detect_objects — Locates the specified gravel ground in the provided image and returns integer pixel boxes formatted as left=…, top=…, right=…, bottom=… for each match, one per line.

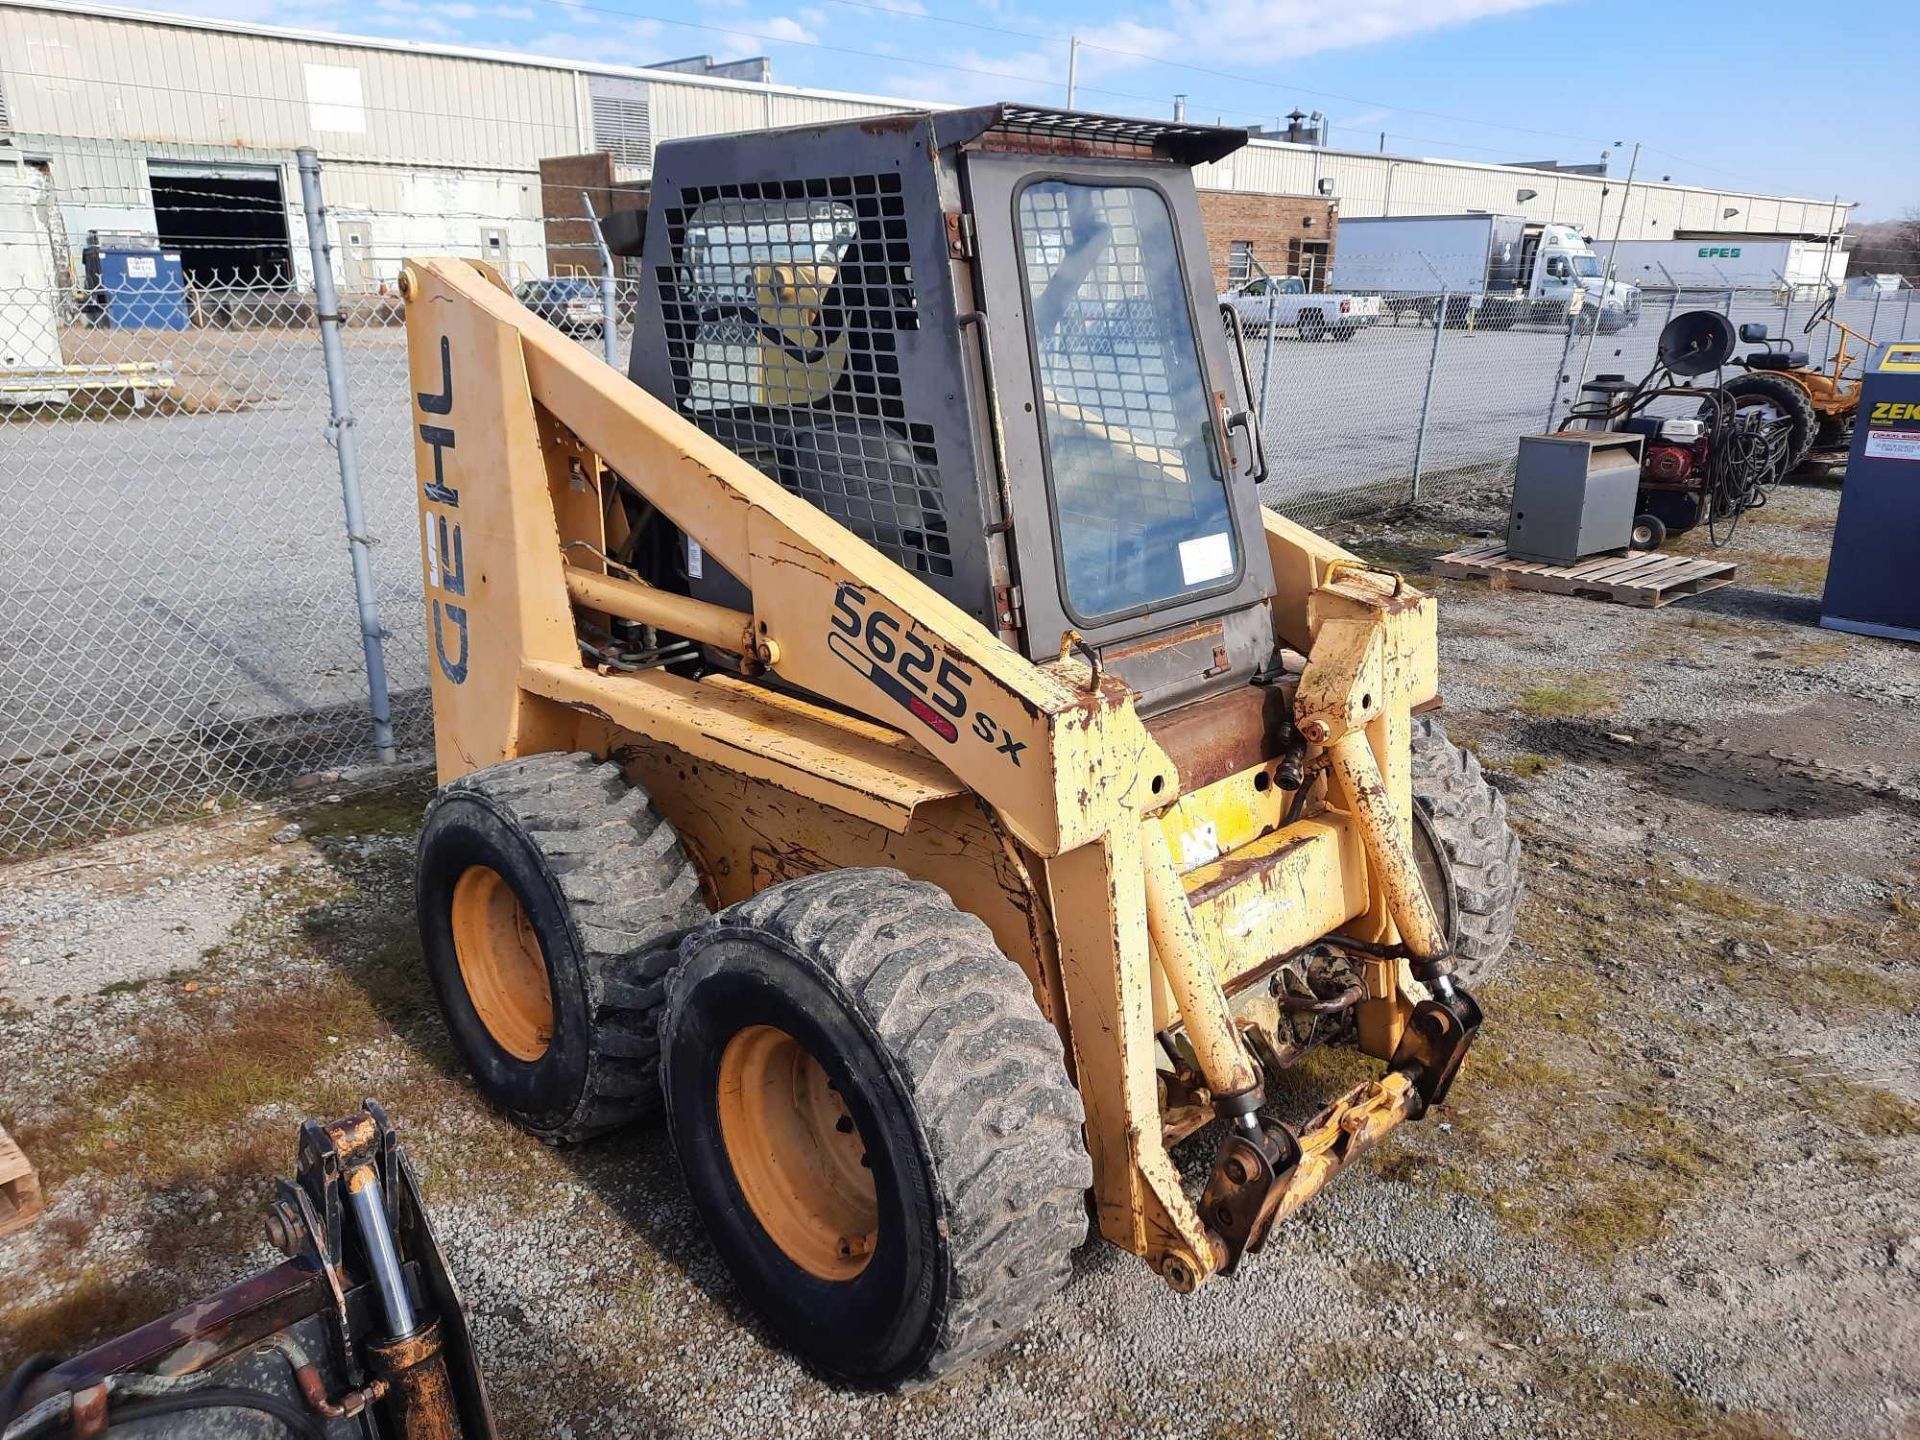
left=3, top=482, right=1916, bottom=1440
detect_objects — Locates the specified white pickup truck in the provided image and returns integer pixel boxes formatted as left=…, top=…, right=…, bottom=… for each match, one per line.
left=1220, top=275, right=1383, bottom=342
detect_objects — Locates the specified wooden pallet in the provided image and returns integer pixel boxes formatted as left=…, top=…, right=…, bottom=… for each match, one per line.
left=1430, top=543, right=1737, bottom=608
left=1, top=1123, right=43, bottom=1236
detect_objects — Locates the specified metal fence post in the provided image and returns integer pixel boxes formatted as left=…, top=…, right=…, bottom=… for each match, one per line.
left=1542, top=317, right=1578, bottom=433
left=1905, top=287, right=1915, bottom=339
left=1257, top=281, right=1277, bottom=421
left=1869, top=289, right=1882, bottom=343
left=1410, top=288, right=1447, bottom=502
left=296, top=148, right=398, bottom=765
left=583, top=192, right=619, bottom=369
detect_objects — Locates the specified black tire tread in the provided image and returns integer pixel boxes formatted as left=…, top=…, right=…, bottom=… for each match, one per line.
left=671, top=868, right=1090, bottom=1385
left=433, top=751, right=705, bottom=1141
left=1410, top=717, right=1522, bottom=985
left=1725, top=371, right=1818, bottom=470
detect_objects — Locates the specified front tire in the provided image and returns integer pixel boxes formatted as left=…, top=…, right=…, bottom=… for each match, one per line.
left=660, top=869, right=1090, bottom=1388
left=1409, top=718, right=1522, bottom=985
left=416, top=752, right=707, bottom=1143
left=1631, top=514, right=1667, bottom=550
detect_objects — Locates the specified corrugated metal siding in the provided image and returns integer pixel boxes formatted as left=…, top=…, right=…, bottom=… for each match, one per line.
left=647, top=81, right=767, bottom=145
left=0, top=8, right=576, bottom=169
left=1198, top=139, right=1846, bottom=241
left=0, top=3, right=1848, bottom=241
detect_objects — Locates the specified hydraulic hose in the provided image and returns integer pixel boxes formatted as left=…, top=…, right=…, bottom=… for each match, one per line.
left=101, top=1389, right=327, bottom=1439
left=0, top=1356, right=57, bottom=1430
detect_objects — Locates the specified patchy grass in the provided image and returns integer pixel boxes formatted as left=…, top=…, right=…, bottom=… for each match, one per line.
left=1786, top=1067, right=1920, bottom=1141
left=1675, top=612, right=1753, bottom=637
left=1739, top=553, right=1830, bottom=595
left=1772, top=635, right=1852, bottom=667
left=1532, top=1357, right=1797, bottom=1440
left=1503, top=752, right=1563, bottom=780
left=287, top=768, right=435, bottom=842
left=1662, top=870, right=1768, bottom=923
left=1350, top=529, right=1464, bottom=571
left=12, top=958, right=442, bottom=1192
left=1513, top=674, right=1618, bottom=718
left=1, top=1269, right=185, bottom=1361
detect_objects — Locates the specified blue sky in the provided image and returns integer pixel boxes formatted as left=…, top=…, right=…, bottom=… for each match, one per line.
left=152, top=0, right=1917, bottom=219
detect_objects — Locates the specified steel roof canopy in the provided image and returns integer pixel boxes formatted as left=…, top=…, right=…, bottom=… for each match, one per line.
left=932, top=103, right=1251, bottom=166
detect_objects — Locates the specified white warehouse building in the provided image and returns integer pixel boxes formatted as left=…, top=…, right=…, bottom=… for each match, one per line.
left=0, top=0, right=1853, bottom=292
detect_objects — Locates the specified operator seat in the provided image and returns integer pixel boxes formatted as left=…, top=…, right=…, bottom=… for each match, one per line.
left=1736, top=320, right=1809, bottom=370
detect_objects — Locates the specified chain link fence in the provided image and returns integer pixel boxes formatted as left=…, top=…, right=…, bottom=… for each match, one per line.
left=1248, top=277, right=1920, bottom=526
left=0, top=162, right=637, bottom=855
left=4, top=165, right=1918, bottom=853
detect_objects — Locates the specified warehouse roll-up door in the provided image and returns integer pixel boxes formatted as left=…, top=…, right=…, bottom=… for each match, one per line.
left=147, top=160, right=293, bottom=289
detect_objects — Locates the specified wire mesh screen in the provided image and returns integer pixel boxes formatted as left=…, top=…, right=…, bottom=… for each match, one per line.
left=653, top=174, right=953, bottom=579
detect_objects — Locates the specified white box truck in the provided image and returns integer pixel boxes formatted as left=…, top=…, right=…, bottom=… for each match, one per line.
left=1332, top=214, right=1641, bottom=332
left=1603, top=237, right=1846, bottom=293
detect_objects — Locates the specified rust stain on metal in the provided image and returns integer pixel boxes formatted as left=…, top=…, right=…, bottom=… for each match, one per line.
left=1100, top=619, right=1224, bottom=665
left=71, top=1383, right=108, bottom=1438
left=369, top=1316, right=462, bottom=1440
left=1188, top=834, right=1312, bottom=909
left=976, top=132, right=1158, bottom=161
left=1146, top=684, right=1287, bottom=793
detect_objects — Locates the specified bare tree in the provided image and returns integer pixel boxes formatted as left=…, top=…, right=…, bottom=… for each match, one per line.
left=1849, top=207, right=1920, bottom=276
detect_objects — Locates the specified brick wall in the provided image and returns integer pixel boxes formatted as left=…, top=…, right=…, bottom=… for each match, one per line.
left=1196, top=190, right=1340, bottom=293
left=539, top=154, right=649, bottom=277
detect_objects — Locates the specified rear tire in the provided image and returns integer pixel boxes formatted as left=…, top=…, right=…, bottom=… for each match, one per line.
left=1813, top=416, right=1850, bottom=451
left=416, top=752, right=707, bottom=1143
left=660, top=868, right=1090, bottom=1388
left=1724, top=372, right=1817, bottom=471
left=1409, top=718, right=1522, bottom=985
left=1298, top=309, right=1326, bottom=342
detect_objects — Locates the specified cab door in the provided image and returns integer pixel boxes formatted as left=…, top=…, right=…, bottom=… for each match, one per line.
left=960, top=152, right=1275, bottom=702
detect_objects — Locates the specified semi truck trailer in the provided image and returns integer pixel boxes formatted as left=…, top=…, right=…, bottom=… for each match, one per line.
left=1332, top=214, right=1640, bottom=332
left=1603, top=237, right=1846, bottom=293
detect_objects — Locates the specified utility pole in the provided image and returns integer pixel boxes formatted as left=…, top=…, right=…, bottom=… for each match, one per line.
left=1066, top=36, right=1079, bottom=109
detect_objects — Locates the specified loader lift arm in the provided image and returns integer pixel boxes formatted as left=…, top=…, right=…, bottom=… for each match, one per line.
left=401, top=256, right=1477, bottom=1290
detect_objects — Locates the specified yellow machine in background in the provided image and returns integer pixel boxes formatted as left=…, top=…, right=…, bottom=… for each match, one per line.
left=402, top=105, right=1521, bottom=1388
left=1731, top=293, right=1879, bottom=467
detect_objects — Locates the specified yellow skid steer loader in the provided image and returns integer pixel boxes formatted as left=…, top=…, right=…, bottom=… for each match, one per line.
left=401, top=104, right=1521, bottom=1387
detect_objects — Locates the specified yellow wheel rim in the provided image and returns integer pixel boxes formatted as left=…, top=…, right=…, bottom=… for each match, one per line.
left=717, top=1025, right=878, bottom=1281
left=449, top=865, right=553, bottom=1062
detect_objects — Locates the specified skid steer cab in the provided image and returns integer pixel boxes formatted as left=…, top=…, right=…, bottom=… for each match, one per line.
left=399, top=103, right=1521, bottom=1388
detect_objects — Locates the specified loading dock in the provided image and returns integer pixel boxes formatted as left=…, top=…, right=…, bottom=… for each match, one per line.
left=147, top=161, right=294, bottom=288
